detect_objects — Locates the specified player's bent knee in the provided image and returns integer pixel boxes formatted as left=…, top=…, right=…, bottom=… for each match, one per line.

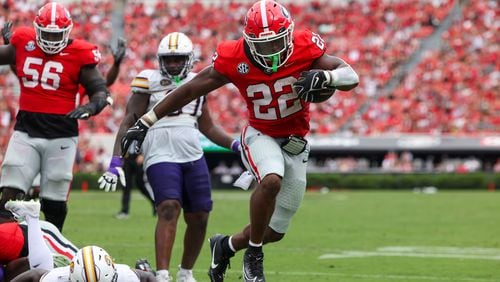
left=157, top=200, right=181, bottom=221
left=260, top=174, right=282, bottom=195
left=46, top=169, right=72, bottom=183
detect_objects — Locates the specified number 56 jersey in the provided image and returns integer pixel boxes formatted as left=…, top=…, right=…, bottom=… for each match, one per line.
left=11, top=26, right=101, bottom=115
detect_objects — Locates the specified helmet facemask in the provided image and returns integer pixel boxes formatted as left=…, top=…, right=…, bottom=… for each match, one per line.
left=34, top=23, right=73, bottom=54
left=158, top=54, right=193, bottom=83
left=33, top=2, right=73, bottom=55
left=157, top=32, right=194, bottom=83
left=244, top=23, right=294, bottom=72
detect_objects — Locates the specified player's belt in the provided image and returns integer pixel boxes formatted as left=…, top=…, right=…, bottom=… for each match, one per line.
left=280, top=135, right=307, bottom=155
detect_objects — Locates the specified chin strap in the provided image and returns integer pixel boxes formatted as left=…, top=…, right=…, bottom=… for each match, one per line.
left=271, top=55, right=279, bottom=72
left=174, top=75, right=181, bottom=84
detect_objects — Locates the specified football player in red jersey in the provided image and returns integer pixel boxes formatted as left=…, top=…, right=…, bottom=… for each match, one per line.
left=0, top=2, right=112, bottom=231
left=121, top=1, right=359, bottom=281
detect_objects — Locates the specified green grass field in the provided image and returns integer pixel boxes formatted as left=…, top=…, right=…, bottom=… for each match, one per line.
left=62, top=190, right=500, bottom=282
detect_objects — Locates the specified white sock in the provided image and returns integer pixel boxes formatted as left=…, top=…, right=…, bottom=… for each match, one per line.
left=178, top=267, right=192, bottom=275
left=249, top=240, right=263, bottom=247
left=228, top=236, right=236, bottom=252
left=26, top=216, right=54, bottom=270
left=156, top=269, right=170, bottom=277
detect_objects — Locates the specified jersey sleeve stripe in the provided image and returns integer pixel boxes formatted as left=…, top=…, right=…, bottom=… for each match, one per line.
left=131, top=77, right=149, bottom=89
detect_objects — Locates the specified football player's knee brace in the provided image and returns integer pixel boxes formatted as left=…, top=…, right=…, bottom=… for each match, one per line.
left=40, top=199, right=67, bottom=231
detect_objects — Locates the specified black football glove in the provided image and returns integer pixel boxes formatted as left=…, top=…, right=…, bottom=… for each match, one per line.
left=292, top=70, right=334, bottom=103
left=120, top=119, right=150, bottom=157
left=2, top=21, right=12, bottom=44
left=66, top=103, right=98, bottom=119
left=110, top=37, right=126, bottom=64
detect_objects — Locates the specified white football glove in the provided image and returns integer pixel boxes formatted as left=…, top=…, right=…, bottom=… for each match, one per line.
left=98, top=156, right=126, bottom=192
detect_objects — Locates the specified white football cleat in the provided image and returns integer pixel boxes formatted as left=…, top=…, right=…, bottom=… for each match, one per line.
left=155, top=270, right=172, bottom=282
left=176, top=266, right=197, bottom=282
left=5, top=200, right=41, bottom=220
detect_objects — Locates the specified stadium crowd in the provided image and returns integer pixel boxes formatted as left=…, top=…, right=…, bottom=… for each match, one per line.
left=0, top=0, right=497, bottom=173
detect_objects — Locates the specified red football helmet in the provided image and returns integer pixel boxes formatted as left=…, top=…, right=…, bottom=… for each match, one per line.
left=33, top=2, right=73, bottom=54
left=243, top=0, right=294, bottom=71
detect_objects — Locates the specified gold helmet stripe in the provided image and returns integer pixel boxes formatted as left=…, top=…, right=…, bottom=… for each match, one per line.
left=82, top=246, right=98, bottom=282
left=168, top=32, right=179, bottom=51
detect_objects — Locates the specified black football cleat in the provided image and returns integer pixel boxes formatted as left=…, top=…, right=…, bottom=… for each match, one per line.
left=208, top=234, right=233, bottom=282
left=243, top=248, right=265, bottom=282
left=135, top=258, right=154, bottom=275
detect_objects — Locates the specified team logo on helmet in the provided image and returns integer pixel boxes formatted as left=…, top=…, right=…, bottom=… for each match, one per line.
left=25, top=41, right=36, bottom=52
left=237, top=62, right=249, bottom=75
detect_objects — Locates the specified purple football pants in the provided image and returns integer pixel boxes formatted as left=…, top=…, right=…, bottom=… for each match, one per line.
left=146, top=157, right=212, bottom=213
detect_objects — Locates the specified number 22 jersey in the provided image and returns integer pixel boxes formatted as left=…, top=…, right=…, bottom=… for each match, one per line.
left=212, top=29, right=326, bottom=138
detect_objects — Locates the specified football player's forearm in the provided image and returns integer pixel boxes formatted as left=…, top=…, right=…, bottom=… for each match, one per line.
left=88, top=91, right=112, bottom=115
left=105, top=63, right=120, bottom=86
left=113, top=113, right=137, bottom=155
left=203, top=125, right=235, bottom=150
left=326, top=65, right=359, bottom=90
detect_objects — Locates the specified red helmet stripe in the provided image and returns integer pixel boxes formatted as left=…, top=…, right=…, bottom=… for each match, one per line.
left=260, top=0, right=269, bottom=32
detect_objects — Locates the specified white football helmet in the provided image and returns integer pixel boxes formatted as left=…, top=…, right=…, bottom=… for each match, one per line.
left=70, top=246, right=117, bottom=282
left=157, top=32, right=194, bottom=81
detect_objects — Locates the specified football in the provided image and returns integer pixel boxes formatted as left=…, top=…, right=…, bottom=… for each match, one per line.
left=307, top=87, right=336, bottom=103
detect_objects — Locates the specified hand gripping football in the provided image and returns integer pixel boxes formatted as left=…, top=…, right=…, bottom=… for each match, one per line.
left=293, top=70, right=336, bottom=103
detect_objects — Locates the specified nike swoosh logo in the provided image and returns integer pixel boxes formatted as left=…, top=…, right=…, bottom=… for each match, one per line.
left=302, top=159, right=308, bottom=163
left=60, top=146, right=70, bottom=150
left=59, top=52, right=69, bottom=56
left=211, top=242, right=219, bottom=269
left=313, top=76, right=320, bottom=87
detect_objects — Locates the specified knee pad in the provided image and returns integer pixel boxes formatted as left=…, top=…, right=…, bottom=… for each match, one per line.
left=40, top=199, right=67, bottom=231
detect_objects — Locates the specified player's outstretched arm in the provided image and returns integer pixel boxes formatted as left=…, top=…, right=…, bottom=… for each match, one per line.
left=310, top=54, right=359, bottom=91
left=198, top=102, right=240, bottom=153
left=98, top=92, right=149, bottom=192
left=106, top=37, right=127, bottom=87
left=121, top=65, right=230, bottom=154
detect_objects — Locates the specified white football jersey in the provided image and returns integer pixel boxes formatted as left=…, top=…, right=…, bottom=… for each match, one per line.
left=39, top=264, right=139, bottom=282
left=131, top=70, right=206, bottom=166
left=130, top=70, right=204, bottom=129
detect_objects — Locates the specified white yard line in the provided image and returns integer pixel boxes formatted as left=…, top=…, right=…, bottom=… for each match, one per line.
left=320, top=246, right=500, bottom=260
left=205, top=270, right=498, bottom=281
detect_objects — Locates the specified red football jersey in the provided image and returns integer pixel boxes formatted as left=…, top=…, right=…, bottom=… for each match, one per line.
left=11, top=26, right=101, bottom=115
left=213, top=29, right=326, bottom=138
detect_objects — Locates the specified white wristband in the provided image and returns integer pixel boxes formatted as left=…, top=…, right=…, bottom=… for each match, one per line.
left=142, top=110, right=158, bottom=126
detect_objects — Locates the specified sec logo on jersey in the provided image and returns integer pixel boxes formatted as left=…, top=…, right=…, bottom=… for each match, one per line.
left=237, top=62, right=249, bottom=75
left=25, top=41, right=36, bottom=51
